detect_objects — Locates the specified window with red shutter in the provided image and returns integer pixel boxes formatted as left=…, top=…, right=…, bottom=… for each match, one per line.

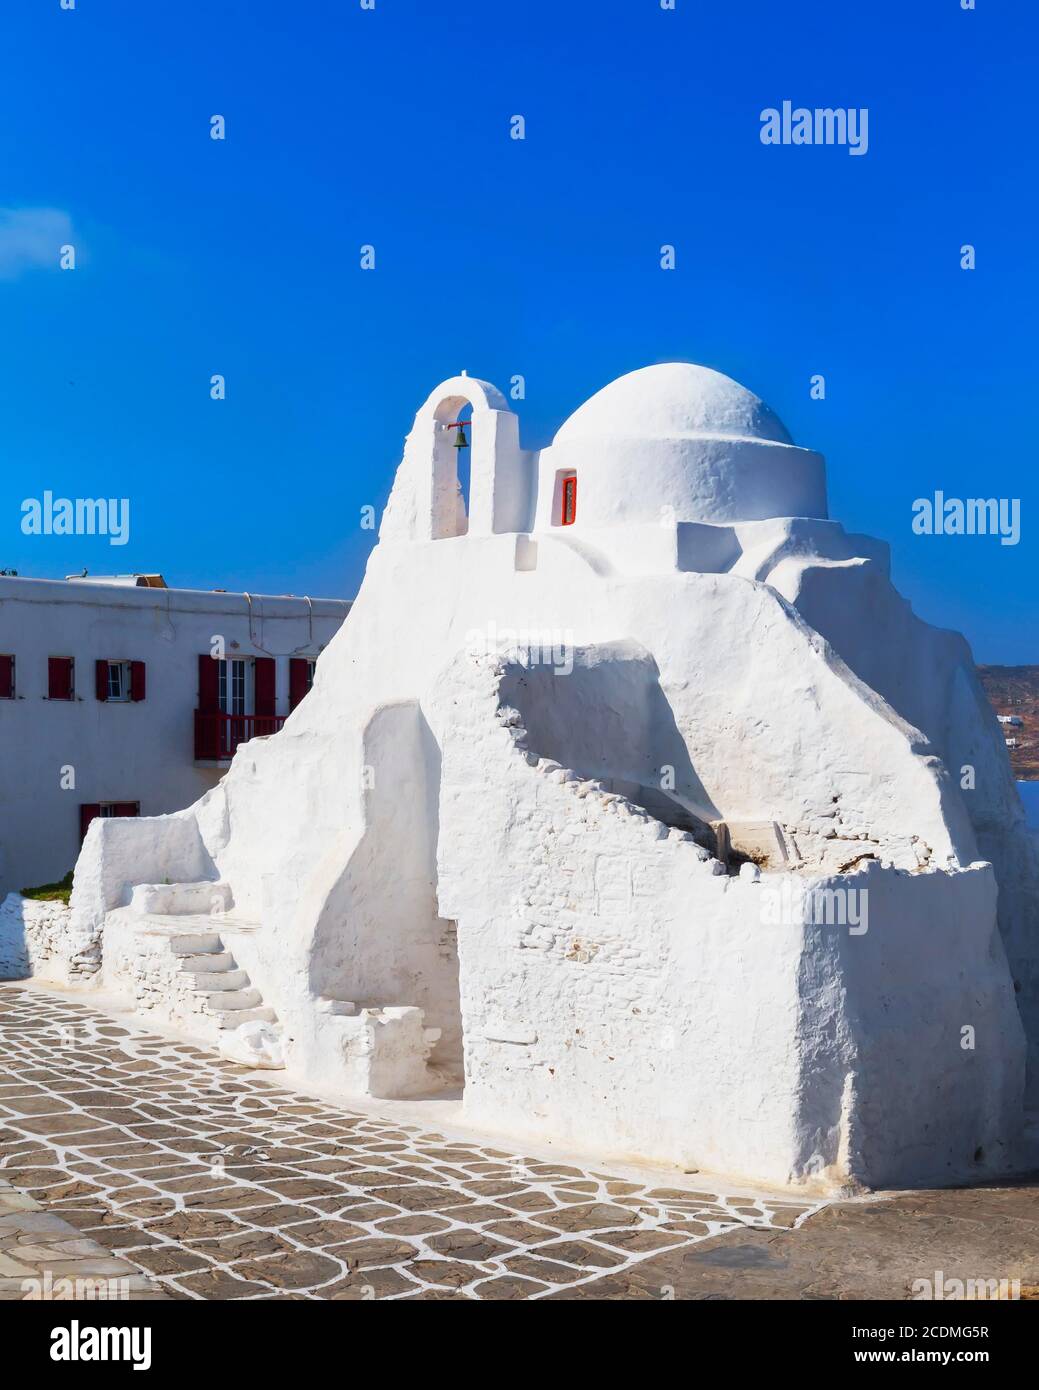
left=289, top=657, right=310, bottom=711
left=561, top=475, right=577, bottom=526
left=79, top=803, right=101, bottom=841
left=48, top=657, right=74, bottom=700
left=0, top=655, right=13, bottom=699
left=95, top=659, right=109, bottom=701
left=254, top=657, right=276, bottom=719
left=196, top=654, right=221, bottom=760
left=198, top=654, right=220, bottom=711
left=114, top=802, right=140, bottom=817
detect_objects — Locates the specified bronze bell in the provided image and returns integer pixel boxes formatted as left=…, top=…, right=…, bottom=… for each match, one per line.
left=453, top=424, right=468, bottom=449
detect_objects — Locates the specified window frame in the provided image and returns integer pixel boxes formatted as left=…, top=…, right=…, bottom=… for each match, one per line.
left=218, top=656, right=254, bottom=717
left=561, top=474, right=577, bottom=526
left=106, top=660, right=131, bottom=703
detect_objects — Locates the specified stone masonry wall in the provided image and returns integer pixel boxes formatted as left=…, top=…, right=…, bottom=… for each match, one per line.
left=0, top=893, right=99, bottom=985
left=430, top=647, right=1026, bottom=1190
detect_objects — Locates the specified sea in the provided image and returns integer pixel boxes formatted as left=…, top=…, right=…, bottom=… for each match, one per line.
left=1017, top=781, right=1039, bottom=830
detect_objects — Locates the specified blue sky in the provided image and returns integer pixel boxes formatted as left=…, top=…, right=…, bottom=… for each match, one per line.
left=1, top=0, right=1034, bottom=662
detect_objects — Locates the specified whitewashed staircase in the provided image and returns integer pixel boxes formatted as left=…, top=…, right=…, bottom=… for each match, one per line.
left=171, top=931, right=277, bottom=1031
left=119, top=881, right=278, bottom=1044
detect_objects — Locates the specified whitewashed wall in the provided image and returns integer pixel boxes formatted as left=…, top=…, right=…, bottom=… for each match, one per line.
left=0, top=577, right=349, bottom=897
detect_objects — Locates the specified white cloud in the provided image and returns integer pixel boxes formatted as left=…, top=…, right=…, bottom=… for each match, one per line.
left=0, top=207, right=74, bottom=280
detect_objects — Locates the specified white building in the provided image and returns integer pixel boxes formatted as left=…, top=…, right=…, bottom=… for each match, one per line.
left=0, top=575, right=350, bottom=897
left=18, top=362, right=1039, bottom=1192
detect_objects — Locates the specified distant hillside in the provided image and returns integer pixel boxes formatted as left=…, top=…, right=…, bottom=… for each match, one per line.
left=978, top=665, right=1039, bottom=780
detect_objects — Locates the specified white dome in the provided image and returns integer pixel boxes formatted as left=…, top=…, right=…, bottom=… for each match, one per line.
left=537, top=362, right=827, bottom=530
left=555, top=363, right=793, bottom=447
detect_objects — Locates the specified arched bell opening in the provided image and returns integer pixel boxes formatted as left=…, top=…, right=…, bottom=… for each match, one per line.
left=431, top=396, right=474, bottom=539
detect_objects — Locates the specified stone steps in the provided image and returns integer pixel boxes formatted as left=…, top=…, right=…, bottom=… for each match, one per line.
left=184, top=969, right=250, bottom=992
left=207, top=987, right=264, bottom=1013
left=132, top=915, right=280, bottom=1047
left=130, top=880, right=234, bottom=917
left=169, top=933, right=224, bottom=957
left=177, top=951, right=237, bottom=973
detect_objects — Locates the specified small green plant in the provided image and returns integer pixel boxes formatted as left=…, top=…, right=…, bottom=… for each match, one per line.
left=20, top=871, right=74, bottom=905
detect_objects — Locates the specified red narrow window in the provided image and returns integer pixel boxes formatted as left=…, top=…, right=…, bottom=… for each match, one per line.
left=196, top=655, right=220, bottom=760
left=561, top=475, right=577, bottom=526
left=95, top=659, right=109, bottom=701
left=48, top=657, right=74, bottom=700
left=289, top=657, right=310, bottom=711
left=254, top=657, right=276, bottom=718
left=79, top=803, right=101, bottom=841
left=198, top=654, right=219, bottom=712
left=130, top=660, right=146, bottom=702
left=0, top=655, right=13, bottom=699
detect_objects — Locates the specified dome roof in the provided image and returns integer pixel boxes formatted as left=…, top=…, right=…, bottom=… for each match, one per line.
left=555, top=363, right=793, bottom=447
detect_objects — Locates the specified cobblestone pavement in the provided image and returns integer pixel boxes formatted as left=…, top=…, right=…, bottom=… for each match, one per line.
left=0, top=982, right=827, bottom=1300
left=0, top=1176, right=164, bottom=1300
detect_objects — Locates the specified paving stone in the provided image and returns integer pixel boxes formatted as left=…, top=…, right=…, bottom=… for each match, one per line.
left=150, top=1211, right=246, bottom=1242
left=128, top=1246, right=212, bottom=1276
left=175, top=1269, right=275, bottom=1298
left=538, top=1203, right=642, bottom=1232
left=501, top=1254, right=588, bottom=1285
left=536, top=1240, right=627, bottom=1268
left=483, top=1218, right=556, bottom=1243
left=192, top=1229, right=296, bottom=1260
left=407, top=1259, right=484, bottom=1289
left=286, top=1219, right=367, bottom=1247
left=596, top=1228, right=687, bottom=1253
left=1, top=1097, right=74, bottom=1116
left=438, top=1202, right=512, bottom=1224
left=263, top=1177, right=347, bottom=1200
left=323, top=1266, right=419, bottom=1299
left=331, top=1236, right=419, bottom=1267
left=396, top=1287, right=475, bottom=1300
left=473, top=1274, right=549, bottom=1299
left=424, top=1229, right=514, bottom=1261
left=366, top=1185, right=472, bottom=1213
left=497, top=1192, right=562, bottom=1213
left=230, top=1249, right=343, bottom=1289
left=375, top=1214, right=452, bottom=1237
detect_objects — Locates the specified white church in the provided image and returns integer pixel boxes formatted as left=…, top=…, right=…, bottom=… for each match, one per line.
left=16, top=362, right=1039, bottom=1193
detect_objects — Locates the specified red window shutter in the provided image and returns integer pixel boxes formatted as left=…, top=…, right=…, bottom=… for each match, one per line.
left=0, top=655, right=12, bottom=699
left=254, top=657, right=276, bottom=717
left=198, top=654, right=220, bottom=712
left=79, top=804, right=101, bottom=841
left=130, top=660, right=146, bottom=702
left=289, top=658, right=309, bottom=711
left=95, top=659, right=109, bottom=701
left=562, top=475, right=577, bottom=526
left=49, top=657, right=73, bottom=700
left=114, top=802, right=139, bottom=817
